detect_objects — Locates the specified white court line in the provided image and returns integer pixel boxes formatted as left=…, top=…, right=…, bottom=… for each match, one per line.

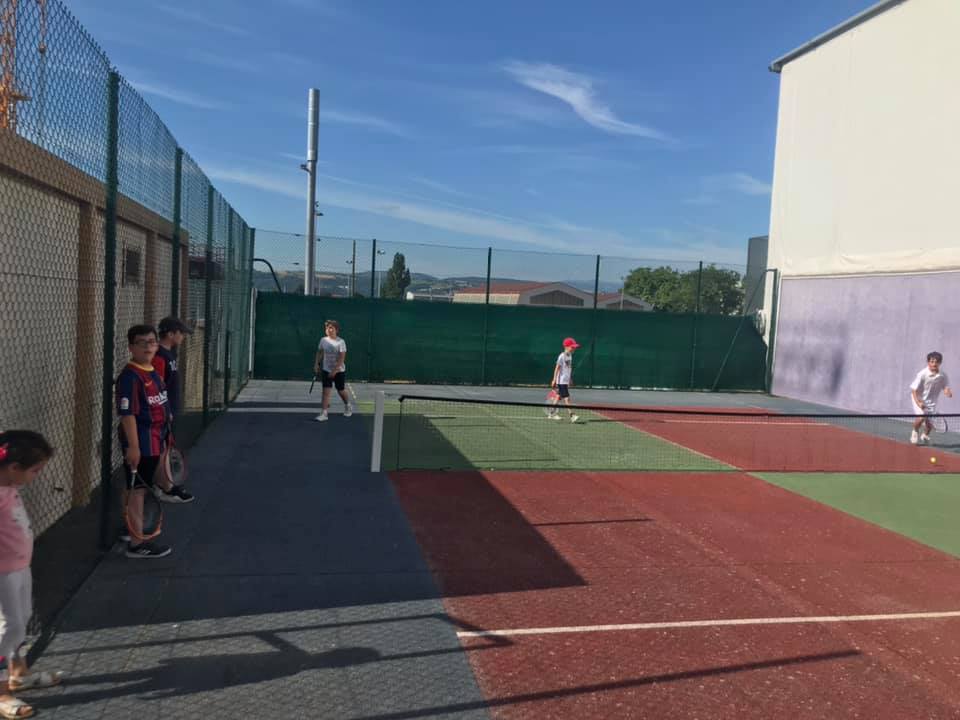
left=457, top=610, right=960, bottom=639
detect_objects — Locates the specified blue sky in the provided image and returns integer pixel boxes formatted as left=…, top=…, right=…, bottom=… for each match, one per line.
left=71, top=0, right=873, bottom=271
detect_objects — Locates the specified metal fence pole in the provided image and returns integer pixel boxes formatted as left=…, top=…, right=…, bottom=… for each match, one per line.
left=98, top=70, right=120, bottom=550
left=689, top=260, right=703, bottom=388
left=590, top=254, right=600, bottom=388
left=171, top=148, right=183, bottom=316
left=202, top=186, right=214, bottom=426
left=247, top=228, right=256, bottom=379
left=480, top=248, right=492, bottom=384
left=765, top=268, right=780, bottom=393
left=370, top=238, right=377, bottom=298
left=224, top=208, right=234, bottom=404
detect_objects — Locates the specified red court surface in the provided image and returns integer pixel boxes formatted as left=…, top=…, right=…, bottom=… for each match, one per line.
left=601, top=407, right=960, bottom=473
left=392, top=470, right=960, bottom=719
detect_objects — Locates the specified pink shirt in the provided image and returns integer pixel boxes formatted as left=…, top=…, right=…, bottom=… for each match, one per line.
left=0, top=486, right=33, bottom=573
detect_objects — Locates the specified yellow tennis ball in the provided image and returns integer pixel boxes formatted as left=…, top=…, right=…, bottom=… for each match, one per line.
left=930, top=456, right=938, bottom=464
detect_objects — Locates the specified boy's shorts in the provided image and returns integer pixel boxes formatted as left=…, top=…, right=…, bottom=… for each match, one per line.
left=913, top=400, right=936, bottom=416
left=322, top=370, right=346, bottom=391
left=124, top=456, right=161, bottom=489
left=556, top=384, right=570, bottom=399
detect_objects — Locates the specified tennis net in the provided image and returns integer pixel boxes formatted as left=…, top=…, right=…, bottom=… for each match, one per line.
left=372, top=395, right=960, bottom=474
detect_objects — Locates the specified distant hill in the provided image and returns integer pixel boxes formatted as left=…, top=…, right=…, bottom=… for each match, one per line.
left=251, top=269, right=623, bottom=296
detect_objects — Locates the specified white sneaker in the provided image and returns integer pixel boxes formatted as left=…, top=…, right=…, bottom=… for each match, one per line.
left=910, top=430, right=919, bottom=444
left=920, top=433, right=930, bottom=444
left=548, top=414, right=561, bottom=421
left=343, top=405, right=353, bottom=418
left=570, top=415, right=579, bottom=423
left=315, top=411, right=329, bottom=422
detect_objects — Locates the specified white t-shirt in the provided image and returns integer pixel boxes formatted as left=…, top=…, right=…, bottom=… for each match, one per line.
left=555, top=352, right=573, bottom=385
left=910, top=368, right=950, bottom=406
left=319, top=337, right=347, bottom=373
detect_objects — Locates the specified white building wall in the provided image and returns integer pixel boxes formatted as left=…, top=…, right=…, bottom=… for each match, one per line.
left=767, top=0, right=960, bottom=283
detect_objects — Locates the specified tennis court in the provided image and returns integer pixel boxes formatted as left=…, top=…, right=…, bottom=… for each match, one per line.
left=369, top=389, right=960, bottom=718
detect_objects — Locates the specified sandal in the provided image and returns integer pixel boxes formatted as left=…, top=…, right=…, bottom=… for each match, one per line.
left=8, top=671, right=62, bottom=691
left=0, top=697, right=34, bottom=719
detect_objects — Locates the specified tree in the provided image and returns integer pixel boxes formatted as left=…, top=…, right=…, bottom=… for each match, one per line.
left=380, top=252, right=411, bottom=300
left=623, top=265, right=743, bottom=314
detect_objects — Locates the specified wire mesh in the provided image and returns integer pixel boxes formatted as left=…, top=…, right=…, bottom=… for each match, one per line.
left=0, top=0, right=253, bottom=647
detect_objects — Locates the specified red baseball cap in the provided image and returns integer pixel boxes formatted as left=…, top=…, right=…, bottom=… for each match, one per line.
left=563, top=337, right=580, bottom=348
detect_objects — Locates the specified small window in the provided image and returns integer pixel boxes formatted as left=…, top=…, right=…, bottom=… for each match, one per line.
left=123, top=247, right=141, bottom=287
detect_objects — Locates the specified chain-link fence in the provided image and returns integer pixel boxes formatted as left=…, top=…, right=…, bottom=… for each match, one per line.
left=254, top=231, right=764, bottom=311
left=0, top=0, right=253, bottom=647
left=252, top=232, right=769, bottom=391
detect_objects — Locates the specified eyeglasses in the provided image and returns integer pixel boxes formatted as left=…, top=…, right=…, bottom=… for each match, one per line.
left=133, top=339, right=158, bottom=348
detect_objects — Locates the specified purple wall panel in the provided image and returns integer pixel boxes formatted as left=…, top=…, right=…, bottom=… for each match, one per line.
left=772, top=273, right=960, bottom=414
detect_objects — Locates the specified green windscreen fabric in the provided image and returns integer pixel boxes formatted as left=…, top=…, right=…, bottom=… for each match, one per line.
left=254, top=293, right=767, bottom=390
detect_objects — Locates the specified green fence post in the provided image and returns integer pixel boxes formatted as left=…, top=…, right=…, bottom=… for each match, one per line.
left=590, top=254, right=600, bottom=388
left=367, top=238, right=377, bottom=381
left=98, top=70, right=120, bottom=550
left=765, top=268, right=780, bottom=393
left=202, top=186, right=214, bottom=426
left=248, top=228, right=256, bottom=381
left=481, top=247, right=492, bottom=384
left=370, top=238, right=377, bottom=298
left=171, top=148, right=183, bottom=316
left=223, top=331, right=231, bottom=407
left=689, top=260, right=703, bottom=388
left=224, top=208, right=234, bottom=404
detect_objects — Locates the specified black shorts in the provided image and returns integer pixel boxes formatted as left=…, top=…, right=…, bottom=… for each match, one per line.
left=556, top=384, right=570, bottom=398
left=124, top=455, right=160, bottom=490
left=322, top=370, right=346, bottom=390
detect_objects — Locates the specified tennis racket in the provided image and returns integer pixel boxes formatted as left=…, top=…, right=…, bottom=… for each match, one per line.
left=543, top=389, right=560, bottom=417
left=155, top=437, right=187, bottom=490
left=309, top=373, right=318, bottom=394
left=930, top=414, right=949, bottom=433
left=124, top=468, right=163, bottom=543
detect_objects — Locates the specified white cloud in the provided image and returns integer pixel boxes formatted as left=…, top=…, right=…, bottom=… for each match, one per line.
left=705, top=173, right=772, bottom=196
left=461, top=89, right=569, bottom=129
left=207, top=166, right=745, bottom=262
left=187, top=50, right=260, bottom=74
left=129, top=81, right=224, bottom=110
left=321, top=109, right=410, bottom=137
left=154, top=4, right=250, bottom=36
left=409, top=176, right=475, bottom=200
left=502, top=61, right=667, bottom=141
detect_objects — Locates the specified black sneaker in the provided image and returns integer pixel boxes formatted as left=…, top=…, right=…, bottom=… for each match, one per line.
left=154, top=485, right=195, bottom=504
left=125, top=542, right=172, bottom=559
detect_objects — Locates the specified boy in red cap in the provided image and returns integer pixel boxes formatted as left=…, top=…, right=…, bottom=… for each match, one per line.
left=548, top=337, right=580, bottom=423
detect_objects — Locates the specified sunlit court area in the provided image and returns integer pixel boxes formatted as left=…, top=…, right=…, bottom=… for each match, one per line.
left=2, top=0, right=960, bottom=718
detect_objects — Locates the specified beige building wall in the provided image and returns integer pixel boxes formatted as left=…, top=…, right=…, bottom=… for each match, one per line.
left=1, top=132, right=187, bottom=533
left=768, top=0, right=960, bottom=285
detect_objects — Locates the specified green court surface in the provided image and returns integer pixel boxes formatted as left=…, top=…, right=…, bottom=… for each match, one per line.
left=371, top=402, right=729, bottom=472
left=757, top=473, right=960, bottom=558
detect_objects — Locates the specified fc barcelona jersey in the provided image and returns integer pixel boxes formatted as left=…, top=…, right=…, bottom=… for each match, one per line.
left=116, top=362, right=171, bottom=455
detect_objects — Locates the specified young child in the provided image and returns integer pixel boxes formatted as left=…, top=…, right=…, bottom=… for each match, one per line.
left=314, top=320, right=352, bottom=423
left=150, top=317, right=194, bottom=505
left=153, top=316, right=192, bottom=421
left=116, top=325, right=175, bottom=558
left=549, top=337, right=580, bottom=423
left=1, top=430, right=62, bottom=719
left=910, top=351, right=953, bottom=444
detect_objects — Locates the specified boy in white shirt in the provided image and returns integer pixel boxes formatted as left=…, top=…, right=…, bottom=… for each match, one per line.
left=314, top=320, right=352, bottom=422
left=548, top=337, right=580, bottom=423
left=909, top=351, right=953, bottom=444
